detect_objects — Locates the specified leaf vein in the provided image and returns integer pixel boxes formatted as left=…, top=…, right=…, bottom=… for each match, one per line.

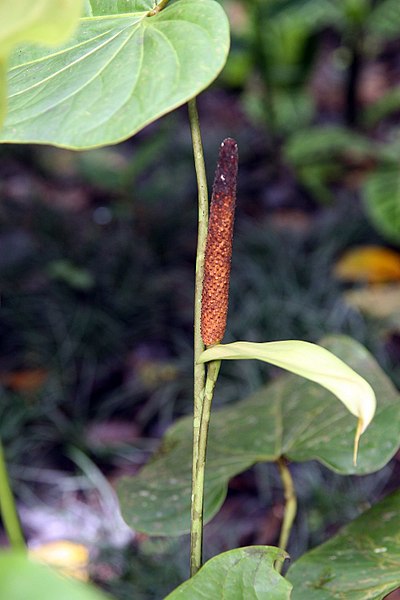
left=8, top=22, right=139, bottom=100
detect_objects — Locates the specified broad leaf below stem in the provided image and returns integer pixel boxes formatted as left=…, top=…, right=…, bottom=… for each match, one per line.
left=287, top=489, right=400, bottom=599
left=164, top=546, right=292, bottom=600
left=116, top=336, right=400, bottom=536
left=0, top=0, right=229, bottom=149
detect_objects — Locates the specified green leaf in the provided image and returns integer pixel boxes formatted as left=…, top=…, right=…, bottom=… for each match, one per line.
left=283, top=126, right=379, bottom=203
left=285, top=126, right=375, bottom=166
left=265, top=0, right=342, bottom=31
left=364, top=167, right=400, bottom=243
left=116, top=336, right=400, bottom=535
left=363, top=85, right=400, bottom=127
left=0, top=0, right=229, bottom=149
left=0, top=551, right=110, bottom=600
left=0, top=0, right=83, bottom=128
left=366, top=0, right=400, bottom=40
left=47, top=260, right=94, bottom=290
left=164, top=546, right=292, bottom=600
left=341, top=0, right=371, bottom=25
left=0, top=59, right=6, bottom=125
left=117, top=421, right=238, bottom=535
left=84, top=1, right=152, bottom=17
left=287, top=489, right=400, bottom=599
left=199, top=338, right=376, bottom=462
left=0, top=1, right=83, bottom=52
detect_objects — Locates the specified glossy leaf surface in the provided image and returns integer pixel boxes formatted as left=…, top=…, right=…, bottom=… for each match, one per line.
left=288, top=490, right=400, bottom=599
left=117, top=336, right=400, bottom=535
left=0, top=0, right=229, bottom=148
left=165, top=546, right=292, bottom=599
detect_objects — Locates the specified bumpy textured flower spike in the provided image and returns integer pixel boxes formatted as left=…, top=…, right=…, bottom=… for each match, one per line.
left=201, top=138, right=238, bottom=347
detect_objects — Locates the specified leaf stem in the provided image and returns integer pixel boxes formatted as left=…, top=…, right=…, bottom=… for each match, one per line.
left=147, top=0, right=170, bottom=16
left=276, top=457, right=297, bottom=573
left=190, top=359, right=221, bottom=576
left=0, top=438, right=25, bottom=549
left=187, top=98, right=209, bottom=576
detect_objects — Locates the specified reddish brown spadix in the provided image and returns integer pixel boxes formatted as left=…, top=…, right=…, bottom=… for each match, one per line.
left=201, top=138, right=238, bottom=347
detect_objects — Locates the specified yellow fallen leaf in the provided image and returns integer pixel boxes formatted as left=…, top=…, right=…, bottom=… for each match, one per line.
left=334, top=245, right=400, bottom=283
left=29, top=540, right=89, bottom=581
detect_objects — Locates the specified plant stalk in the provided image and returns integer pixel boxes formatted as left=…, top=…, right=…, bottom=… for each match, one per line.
left=276, top=457, right=297, bottom=573
left=190, top=359, right=221, bottom=576
left=187, top=97, right=209, bottom=576
left=188, top=98, right=208, bottom=426
left=147, top=0, right=170, bottom=16
left=0, top=438, right=25, bottom=549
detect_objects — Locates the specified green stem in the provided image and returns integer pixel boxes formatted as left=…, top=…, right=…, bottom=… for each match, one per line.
left=147, top=0, right=170, bottom=16
left=188, top=98, right=208, bottom=427
left=187, top=97, right=209, bottom=576
left=190, top=360, right=221, bottom=576
left=0, top=438, right=25, bottom=549
left=276, top=457, right=297, bottom=573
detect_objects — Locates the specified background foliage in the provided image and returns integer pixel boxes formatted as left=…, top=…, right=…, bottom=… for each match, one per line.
left=2, top=0, right=400, bottom=598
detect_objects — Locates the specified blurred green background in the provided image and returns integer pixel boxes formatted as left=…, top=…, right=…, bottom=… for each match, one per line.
left=2, top=0, right=400, bottom=597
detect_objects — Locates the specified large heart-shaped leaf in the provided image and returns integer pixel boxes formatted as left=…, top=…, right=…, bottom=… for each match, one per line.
left=0, top=0, right=82, bottom=126
left=0, top=0, right=229, bottom=149
left=164, top=546, right=292, bottom=600
left=287, top=489, right=400, bottom=599
left=0, top=551, right=110, bottom=600
left=116, top=336, right=400, bottom=536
